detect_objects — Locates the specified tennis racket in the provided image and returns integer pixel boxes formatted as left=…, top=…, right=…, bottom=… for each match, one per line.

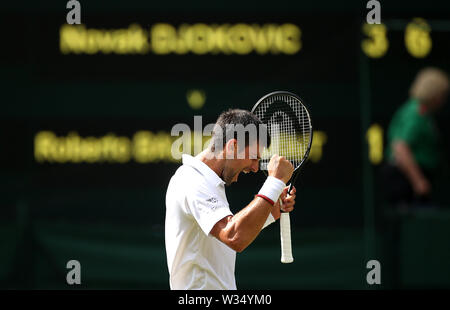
left=251, top=91, right=313, bottom=264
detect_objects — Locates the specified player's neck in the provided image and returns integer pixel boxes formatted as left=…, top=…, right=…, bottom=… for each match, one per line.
left=197, top=149, right=225, bottom=179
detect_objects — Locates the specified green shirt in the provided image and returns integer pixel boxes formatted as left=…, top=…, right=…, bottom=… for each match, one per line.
left=386, top=98, right=440, bottom=172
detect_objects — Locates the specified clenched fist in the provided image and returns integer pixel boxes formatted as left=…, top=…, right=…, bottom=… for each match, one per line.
left=267, top=154, right=294, bottom=184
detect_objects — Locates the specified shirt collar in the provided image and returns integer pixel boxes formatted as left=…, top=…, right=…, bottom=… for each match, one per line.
left=182, top=154, right=226, bottom=187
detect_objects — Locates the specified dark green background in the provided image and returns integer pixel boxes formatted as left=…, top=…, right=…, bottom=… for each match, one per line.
left=1, top=0, right=450, bottom=289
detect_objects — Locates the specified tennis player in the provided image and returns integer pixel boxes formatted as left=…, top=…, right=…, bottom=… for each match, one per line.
left=165, top=109, right=296, bottom=290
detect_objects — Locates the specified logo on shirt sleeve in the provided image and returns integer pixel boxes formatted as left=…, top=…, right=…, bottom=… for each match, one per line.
left=206, top=197, right=218, bottom=204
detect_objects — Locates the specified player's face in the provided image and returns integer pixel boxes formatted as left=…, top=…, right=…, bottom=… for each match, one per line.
left=222, top=142, right=262, bottom=186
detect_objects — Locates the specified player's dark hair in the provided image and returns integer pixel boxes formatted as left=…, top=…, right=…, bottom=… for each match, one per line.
left=210, top=109, right=270, bottom=153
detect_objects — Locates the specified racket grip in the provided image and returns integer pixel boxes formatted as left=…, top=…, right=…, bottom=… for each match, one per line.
left=280, top=211, right=294, bottom=264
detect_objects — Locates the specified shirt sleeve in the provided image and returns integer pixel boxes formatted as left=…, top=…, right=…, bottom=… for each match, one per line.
left=391, top=114, right=421, bottom=146
left=186, top=185, right=233, bottom=236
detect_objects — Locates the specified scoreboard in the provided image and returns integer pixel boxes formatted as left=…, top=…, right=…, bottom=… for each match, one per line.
left=2, top=0, right=450, bottom=228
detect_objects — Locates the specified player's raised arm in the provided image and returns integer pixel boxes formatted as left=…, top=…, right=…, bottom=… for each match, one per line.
left=210, top=155, right=293, bottom=252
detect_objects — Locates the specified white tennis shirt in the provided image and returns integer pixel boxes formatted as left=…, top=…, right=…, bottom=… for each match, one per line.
left=165, top=154, right=236, bottom=290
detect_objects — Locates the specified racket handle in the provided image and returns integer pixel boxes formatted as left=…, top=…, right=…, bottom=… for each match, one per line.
left=279, top=199, right=294, bottom=264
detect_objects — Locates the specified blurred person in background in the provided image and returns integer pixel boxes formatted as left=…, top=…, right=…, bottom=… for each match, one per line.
left=383, top=67, right=449, bottom=209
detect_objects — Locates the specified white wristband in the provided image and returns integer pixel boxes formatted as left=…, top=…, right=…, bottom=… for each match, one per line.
left=258, top=176, right=286, bottom=205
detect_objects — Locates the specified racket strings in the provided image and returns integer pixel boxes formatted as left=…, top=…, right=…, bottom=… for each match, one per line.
left=253, top=94, right=312, bottom=171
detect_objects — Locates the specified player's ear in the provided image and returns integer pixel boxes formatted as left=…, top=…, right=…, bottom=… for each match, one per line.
left=224, top=139, right=237, bottom=159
